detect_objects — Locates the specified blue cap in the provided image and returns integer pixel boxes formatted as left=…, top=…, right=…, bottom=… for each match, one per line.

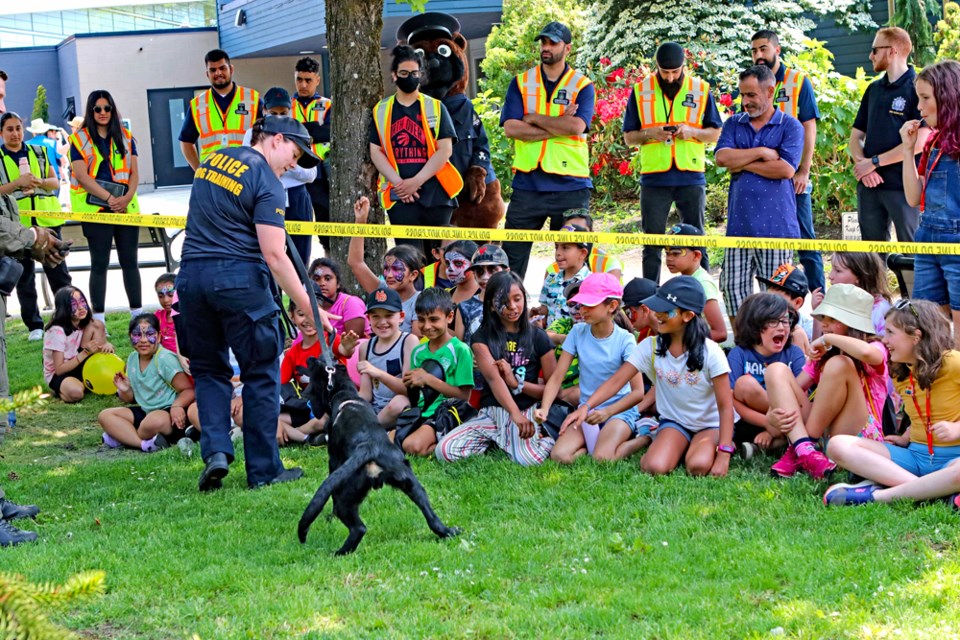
left=642, top=275, right=706, bottom=314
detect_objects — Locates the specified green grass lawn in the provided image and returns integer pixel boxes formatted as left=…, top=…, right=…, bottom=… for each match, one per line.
left=2, top=315, right=959, bottom=639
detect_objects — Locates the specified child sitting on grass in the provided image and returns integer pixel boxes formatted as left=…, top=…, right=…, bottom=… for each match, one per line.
left=531, top=224, right=591, bottom=328
left=357, top=287, right=419, bottom=428
left=663, top=224, right=727, bottom=344
left=397, top=288, right=475, bottom=456
left=824, top=299, right=960, bottom=509
left=453, top=243, right=509, bottom=345
left=757, top=263, right=813, bottom=349
left=727, top=293, right=804, bottom=456
left=43, top=286, right=113, bottom=404
left=98, top=314, right=194, bottom=452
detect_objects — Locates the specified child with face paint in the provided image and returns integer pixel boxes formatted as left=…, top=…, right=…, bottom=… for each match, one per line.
left=349, top=196, right=424, bottom=336
left=443, top=239, right=479, bottom=344
left=726, top=293, right=804, bottom=456
left=437, top=271, right=558, bottom=465
left=454, top=243, right=509, bottom=345
left=98, top=314, right=195, bottom=452
left=43, top=286, right=114, bottom=403
left=422, top=238, right=456, bottom=290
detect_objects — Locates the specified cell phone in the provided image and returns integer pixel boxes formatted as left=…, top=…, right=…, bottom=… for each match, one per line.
left=663, top=126, right=678, bottom=133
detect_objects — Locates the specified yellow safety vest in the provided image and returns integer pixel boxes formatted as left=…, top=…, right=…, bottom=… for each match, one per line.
left=68, top=127, right=140, bottom=214
left=372, top=94, right=463, bottom=211
left=190, top=85, right=260, bottom=163
left=633, top=74, right=709, bottom=173
left=773, top=67, right=807, bottom=120
left=0, top=144, right=61, bottom=227
left=512, top=65, right=592, bottom=177
left=292, top=95, right=331, bottom=160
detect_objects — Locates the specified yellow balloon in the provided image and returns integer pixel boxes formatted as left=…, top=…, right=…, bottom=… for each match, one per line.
left=83, top=353, right=126, bottom=395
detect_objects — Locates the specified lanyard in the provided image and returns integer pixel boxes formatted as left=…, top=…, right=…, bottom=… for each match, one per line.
left=659, top=90, right=674, bottom=125
left=908, top=371, right=934, bottom=458
left=919, top=132, right=943, bottom=213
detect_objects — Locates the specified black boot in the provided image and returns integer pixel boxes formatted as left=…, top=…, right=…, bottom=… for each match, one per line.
left=0, top=519, right=37, bottom=547
left=0, top=498, right=39, bottom=521
left=198, top=452, right=230, bottom=492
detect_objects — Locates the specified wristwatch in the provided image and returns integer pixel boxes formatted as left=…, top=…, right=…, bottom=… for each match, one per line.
left=716, top=444, right=736, bottom=455
left=871, top=155, right=880, bottom=166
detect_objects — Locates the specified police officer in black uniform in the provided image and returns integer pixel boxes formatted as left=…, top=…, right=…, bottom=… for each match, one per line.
left=176, top=115, right=322, bottom=491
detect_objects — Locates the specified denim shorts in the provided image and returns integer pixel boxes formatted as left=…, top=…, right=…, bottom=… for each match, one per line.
left=912, top=219, right=960, bottom=311
left=657, top=419, right=719, bottom=442
left=884, top=441, right=960, bottom=477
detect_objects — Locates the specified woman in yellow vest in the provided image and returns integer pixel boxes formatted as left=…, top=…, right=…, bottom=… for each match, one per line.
left=0, top=111, right=72, bottom=340
left=68, top=90, right=142, bottom=324
left=369, top=45, right=463, bottom=257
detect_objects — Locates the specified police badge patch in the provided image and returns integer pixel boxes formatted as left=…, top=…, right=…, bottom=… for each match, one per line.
left=553, top=89, right=570, bottom=106
left=680, top=93, right=697, bottom=108
left=235, top=103, right=249, bottom=115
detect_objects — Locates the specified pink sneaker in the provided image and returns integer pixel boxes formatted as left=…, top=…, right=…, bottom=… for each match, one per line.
left=798, top=449, right=837, bottom=480
left=770, top=445, right=799, bottom=478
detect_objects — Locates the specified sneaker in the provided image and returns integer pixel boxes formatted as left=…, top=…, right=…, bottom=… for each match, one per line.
left=797, top=449, right=838, bottom=480
left=0, top=519, right=37, bottom=547
left=184, top=426, right=201, bottom=442
left=740, top=442, right=758, bottom=460
left=306, top=432, right=328, bottom=447
left=27, top=329, right=43, bottom=341
left=770, top=446, right=800, bottom=478
left=949, top=493, right=960, bottom=512
left=101, top=432, right=123, bottom=449
left=0, top=498, right=39, bottom=521
left=824, top=482, right=878, bottom=506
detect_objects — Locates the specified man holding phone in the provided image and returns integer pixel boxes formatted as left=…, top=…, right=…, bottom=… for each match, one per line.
left=623, top=41, right=722, bottom=282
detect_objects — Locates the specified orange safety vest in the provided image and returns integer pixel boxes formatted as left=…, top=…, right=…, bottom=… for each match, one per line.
left=773, top=67, right=807, bottom=120
left=633, top=73, right=709, bottom=173
left=190, top=85, right=260, bottom=163
left=292, top=95, right=331, bottom=160
left=68, top=127, right=140, bottom=214
left=372, top=94, right=463, bottom=211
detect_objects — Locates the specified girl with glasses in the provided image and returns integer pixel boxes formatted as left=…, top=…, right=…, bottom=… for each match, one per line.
left=42, top=286, right=112, bottom=403
left=68, top=89, right=142, bottom=325
left=764, top=284, right=891, bottom=481
left=98, top=313, right=195, bottom=452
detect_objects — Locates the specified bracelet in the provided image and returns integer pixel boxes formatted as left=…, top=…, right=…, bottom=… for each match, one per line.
left=578, top=401, right=592, bottom=411
left=716, top=444, right=736, bottom=455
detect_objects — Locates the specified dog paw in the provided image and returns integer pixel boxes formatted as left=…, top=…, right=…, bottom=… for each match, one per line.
left=439, top=526, right=461, bottom=538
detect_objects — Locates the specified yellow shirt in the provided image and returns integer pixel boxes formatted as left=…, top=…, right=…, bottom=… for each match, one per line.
left=894, top=350, right=960, bottom=447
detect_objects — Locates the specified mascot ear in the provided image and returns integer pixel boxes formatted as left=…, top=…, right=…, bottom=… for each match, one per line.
left=454, top=34, right=467, bottom=50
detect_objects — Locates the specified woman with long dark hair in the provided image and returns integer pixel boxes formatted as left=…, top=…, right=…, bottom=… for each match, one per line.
left=68, top=90, right=141, bottom=323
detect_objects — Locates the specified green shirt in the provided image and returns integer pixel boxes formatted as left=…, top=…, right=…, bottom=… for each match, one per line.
left=411, top=336, right=474, bottom=418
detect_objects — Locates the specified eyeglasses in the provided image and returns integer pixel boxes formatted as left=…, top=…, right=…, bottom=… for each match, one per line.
left=156, top=286, right=175, bottom=298
left=870, top=45, right=893, bottom=55
left=894, top=298, right=919, bottom=318
left=765, top=317, right=791, bottom=329
left=129, top=328, right=158, bottom=346
left=396, top=70, right=421, bottom=79
left=93, top=105, right=113, bottom=114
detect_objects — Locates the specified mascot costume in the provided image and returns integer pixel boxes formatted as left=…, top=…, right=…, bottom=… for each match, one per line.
left=397, top=12, right=505, bottom=229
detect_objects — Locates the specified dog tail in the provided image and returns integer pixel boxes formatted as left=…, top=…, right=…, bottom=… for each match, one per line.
left=298, top=445, right=376, bottom=544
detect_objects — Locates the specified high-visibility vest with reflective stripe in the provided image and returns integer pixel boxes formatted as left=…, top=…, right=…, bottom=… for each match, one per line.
left=512, top=66, right=592, bottom=177
left=191, top=85, right=260, bottom=163
left=372, top=94, right=463, bottom=211
left=633, top=74, right=709, bottom=173
left=773, top=67, right=806, bottom=120
left=0, top=144, right=61, bottom=227
left=292, top=95, right=331, bottom=160
left=68, top=127, right=140, bottom=214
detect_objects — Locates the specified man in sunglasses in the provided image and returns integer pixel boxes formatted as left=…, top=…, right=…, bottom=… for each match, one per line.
left=849, top=27, right=929, bottom=242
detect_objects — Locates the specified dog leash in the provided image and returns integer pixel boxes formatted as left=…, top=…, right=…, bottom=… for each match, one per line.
left=284, top=232, right=337, bottom=388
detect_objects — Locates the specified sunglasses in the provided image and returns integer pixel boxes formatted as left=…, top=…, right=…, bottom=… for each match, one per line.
left=156, top=286, right=175, bottom=297
left=93, top=105, right=113, bottom=114
left=870, top=45, right=893, bottom=55
left=129, top=328, right=158, bottom=346
left=894, top=298, right=919, bottom=318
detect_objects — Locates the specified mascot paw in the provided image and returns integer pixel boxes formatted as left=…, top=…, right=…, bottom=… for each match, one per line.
left=466, top=166, right=487, bottom=204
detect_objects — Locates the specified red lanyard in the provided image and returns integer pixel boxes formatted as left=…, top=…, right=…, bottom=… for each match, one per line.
left=919, top=132, right=943, bottom=213
left=908, top=371, right=934, bottom=457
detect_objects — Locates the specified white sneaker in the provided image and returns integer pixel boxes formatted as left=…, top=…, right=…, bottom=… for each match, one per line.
left=27, top=329, right=43, bottom=341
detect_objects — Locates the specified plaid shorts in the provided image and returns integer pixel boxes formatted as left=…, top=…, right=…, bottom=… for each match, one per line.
left=719, top=247, right=794, bottom=317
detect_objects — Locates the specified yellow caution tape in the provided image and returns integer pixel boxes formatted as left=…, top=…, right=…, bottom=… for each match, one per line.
left=31, top=209, right=960, bottom=254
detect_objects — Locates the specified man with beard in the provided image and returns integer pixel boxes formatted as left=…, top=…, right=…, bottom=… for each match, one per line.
left=180, top=49, right=261, bottom=171
left=849, top=27, right=928, bottom=242
left=749, top=30, right=824, bottom=295
left=623, top=41, right=721, bottom=283
left=715, top=65, right=804, bottom=324
left=500, top=21, right=595, bottom=279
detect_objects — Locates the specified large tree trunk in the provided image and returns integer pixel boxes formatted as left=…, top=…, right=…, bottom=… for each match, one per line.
left=326, top=0, right=386, bottom=294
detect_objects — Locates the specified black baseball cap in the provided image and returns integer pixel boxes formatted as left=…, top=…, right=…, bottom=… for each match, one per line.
left=262, top=86, right=291, bottom=110
left=260, top=115, right=320, bottom=168
left=535, top=21, right=572, bottom=44
left=642, top=275, right=706, bottom=314
left=757, top=264, right=809, bottom=299
left=365, top=287, right=403, bottom=313
left=623, top=278, right=658, bottom=308
left=666, top=223, right=706, bottom=251
left=471, top=244, right=509, bottom=268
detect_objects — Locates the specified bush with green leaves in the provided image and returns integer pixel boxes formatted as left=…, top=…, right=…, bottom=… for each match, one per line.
left=891, top=0, right=939, bottom=67
left=936, top=1, right=960, bottom=61
left=0, top=570, right=105, bottom=639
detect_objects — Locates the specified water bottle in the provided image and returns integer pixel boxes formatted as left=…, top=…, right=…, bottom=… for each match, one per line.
left=18, top=157, right=34, bottom=195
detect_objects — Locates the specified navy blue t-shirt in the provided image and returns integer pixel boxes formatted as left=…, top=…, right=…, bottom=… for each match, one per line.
left=499, top=65, right=595, bottom=192
left=727, top=344, right=804, bottom=389
left=181, top=146, right=286, bottom=262
left=68, top=130, right=138, bottom=182
left=622, top=79, right=723, bottom=187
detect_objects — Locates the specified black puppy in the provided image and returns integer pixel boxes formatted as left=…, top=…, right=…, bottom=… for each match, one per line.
left=298, top=358, right=459, bottom=555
